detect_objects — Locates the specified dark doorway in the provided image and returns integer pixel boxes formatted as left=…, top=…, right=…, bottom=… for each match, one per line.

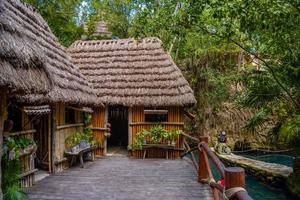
left=33, top=114, right=51, bottom=171
left=108, top=106, right=128, bottom=146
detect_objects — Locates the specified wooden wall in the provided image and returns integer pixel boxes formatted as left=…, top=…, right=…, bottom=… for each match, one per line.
left=130, top=106, right=184, bottom=159
left=92, top=107, right=107, bottom=157
left=54, top=103, right=84, bottom=172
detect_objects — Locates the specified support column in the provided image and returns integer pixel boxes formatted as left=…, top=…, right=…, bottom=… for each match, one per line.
left=104, top=106, right=108, bottom=155
left=198, top=136, right=209, bottom=182
left=0, top=90, right=6, bottom=200
left=128, top=107, right=132, bottom=147
left=51, top=104, right=57, bottom=173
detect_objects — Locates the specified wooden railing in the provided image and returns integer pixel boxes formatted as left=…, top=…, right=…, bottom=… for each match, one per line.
left=181, top=133, right=253, bottom=200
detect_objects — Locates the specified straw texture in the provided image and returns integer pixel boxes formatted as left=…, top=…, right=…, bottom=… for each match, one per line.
left=0, top=0, right=51, bottom=94
left=1, top=0, right=97, bottom=105
left=68, top=37, right=196, bottom=107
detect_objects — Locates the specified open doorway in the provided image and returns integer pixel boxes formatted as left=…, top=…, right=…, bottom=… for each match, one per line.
left=33, top=114, right=51, bottom=172
left=108, top=106, right=128, bottom=148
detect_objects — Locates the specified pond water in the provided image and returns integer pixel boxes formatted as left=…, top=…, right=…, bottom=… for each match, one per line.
left=189, top=153, right=292, bottom=200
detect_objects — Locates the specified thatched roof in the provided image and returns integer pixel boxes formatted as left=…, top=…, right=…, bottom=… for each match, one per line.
left=1, top=0, right=97, bottom=105
left=68, top=37, right=196, bottom=107
left=0, top=0, right=51, bottom=94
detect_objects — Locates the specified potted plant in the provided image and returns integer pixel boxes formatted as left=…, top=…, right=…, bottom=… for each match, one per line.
left=170, top=130, right=182, bottom=146
left=149, top=125, right=167, bottom=144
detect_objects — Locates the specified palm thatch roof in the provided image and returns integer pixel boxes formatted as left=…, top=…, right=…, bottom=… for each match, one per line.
left=1, top=0, right=97, bottom=105
left=68, top=37, right=196, bottom=107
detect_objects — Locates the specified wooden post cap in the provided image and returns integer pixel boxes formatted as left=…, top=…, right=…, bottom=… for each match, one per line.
left=224, top=167, right=245, bottom=189
left=199, top=136, right=209, bottom=143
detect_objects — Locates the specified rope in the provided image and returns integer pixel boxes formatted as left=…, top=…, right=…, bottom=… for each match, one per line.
left=223, top=187, right=246, bottom=200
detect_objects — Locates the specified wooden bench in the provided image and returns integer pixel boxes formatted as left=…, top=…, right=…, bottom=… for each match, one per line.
left=65, top=146, right=97, bottom=168
left=142, top=144, right=175, bottom=159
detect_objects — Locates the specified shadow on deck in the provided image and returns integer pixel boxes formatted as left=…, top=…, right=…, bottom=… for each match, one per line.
left=26, top=155, right=213, bottom=200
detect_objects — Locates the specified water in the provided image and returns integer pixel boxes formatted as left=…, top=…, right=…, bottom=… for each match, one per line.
left=189, top=153, right=291, bottom=200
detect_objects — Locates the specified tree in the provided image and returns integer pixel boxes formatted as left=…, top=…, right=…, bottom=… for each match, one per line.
left=25, top=0, right=84, bottom=47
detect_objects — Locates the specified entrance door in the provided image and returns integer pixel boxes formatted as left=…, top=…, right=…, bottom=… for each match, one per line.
left=108, top=106, right=128, bottom=146
left=33, top=114, right=51, bottom=171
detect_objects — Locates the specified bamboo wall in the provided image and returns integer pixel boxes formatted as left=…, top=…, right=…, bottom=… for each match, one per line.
left=92, top=107, right=107, bottom=157
left=54, top=103, right=84, bottom=172
left=130, top=106, right=184, bottom=159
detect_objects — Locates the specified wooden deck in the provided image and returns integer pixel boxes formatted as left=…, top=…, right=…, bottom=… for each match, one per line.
left=26, top=154, right=213, bottom=200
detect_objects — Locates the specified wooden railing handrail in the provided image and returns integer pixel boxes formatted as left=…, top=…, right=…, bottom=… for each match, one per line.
left=198, top=142, right=225, bottom=178
left=181, top=132, right=199, bottom=142
left=181, top=133, right=253, bottom=200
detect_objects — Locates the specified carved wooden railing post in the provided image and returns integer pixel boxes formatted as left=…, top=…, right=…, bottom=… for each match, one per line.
left=225, top=167, right=252, bottom=200
left=198, top=136, right=209, bottom=183
left=225, top=167, right=245, bottom=188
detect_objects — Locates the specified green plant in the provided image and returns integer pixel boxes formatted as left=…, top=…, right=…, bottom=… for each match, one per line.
left=132, top=130, right=149, bottom=150
left=65, top=128, right=98, bottom=148
left=65, top=132, right=82, bottom=148
left=84, top=114, right=92, bottom=126
left=2, top=151, right=26, bottom=200
left=149, top=125, right=168, bottom=144
left=132, top=126, right=182, bottom=149
left=169, top=130, right=182, bottom=142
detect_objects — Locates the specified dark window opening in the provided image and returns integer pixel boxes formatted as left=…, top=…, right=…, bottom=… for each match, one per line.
left=144, top=109, right=168, bottom=122
left=7, top=103, right=22, bottom=132
left=65, top=107, right=75, bottom=124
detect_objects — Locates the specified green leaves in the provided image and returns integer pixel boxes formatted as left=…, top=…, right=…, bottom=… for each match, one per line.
left=25, top=0, right=84, bottom=47
left=279, top=115, right=300, bottom=145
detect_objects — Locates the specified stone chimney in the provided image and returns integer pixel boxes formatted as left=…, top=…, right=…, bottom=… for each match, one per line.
left=92, top=21, right=112, bottom=38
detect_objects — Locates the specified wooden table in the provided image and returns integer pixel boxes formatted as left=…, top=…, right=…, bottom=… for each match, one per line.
left=142, top=144, right=175, bottom=159
left=65, top=146, right=97, bottom=168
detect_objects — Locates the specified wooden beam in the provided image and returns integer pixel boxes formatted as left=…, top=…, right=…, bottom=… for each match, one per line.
left=56, top=123, right=84, bottom=130
left=129, top=122, right=184, bottom=126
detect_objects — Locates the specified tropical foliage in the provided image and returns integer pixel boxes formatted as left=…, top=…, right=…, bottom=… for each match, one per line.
left=25, top=0, right=300, bottom=148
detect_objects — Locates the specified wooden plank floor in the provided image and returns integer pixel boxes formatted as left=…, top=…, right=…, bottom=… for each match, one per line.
left=26, top=155, right=213, bottom=200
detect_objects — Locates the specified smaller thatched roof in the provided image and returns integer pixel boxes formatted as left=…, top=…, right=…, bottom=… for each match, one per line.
left=68, top=37, right=196, bottom=107
left=92, top=21, right=112, bottom=38
left=1, top=0, right=97, bottom=105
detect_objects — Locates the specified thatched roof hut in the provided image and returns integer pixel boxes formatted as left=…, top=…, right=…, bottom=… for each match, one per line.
left=1, top=0, right=97, bottom=105
left=68, top=37, right=196, bottom=107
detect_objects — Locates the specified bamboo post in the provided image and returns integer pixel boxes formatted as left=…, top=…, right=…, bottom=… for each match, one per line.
left=198, top=136, right=209, bottom=182
left=51, top=104, right=57, bottom=173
